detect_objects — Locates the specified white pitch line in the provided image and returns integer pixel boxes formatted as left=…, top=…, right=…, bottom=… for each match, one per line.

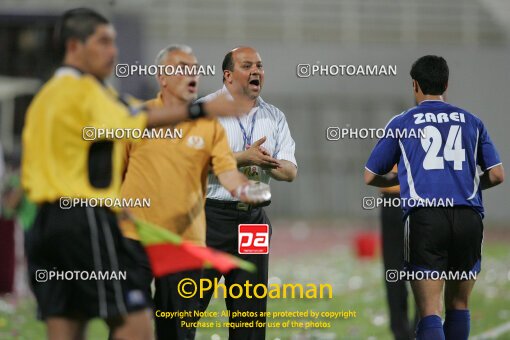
left=471, top=321, right=510, bottom=340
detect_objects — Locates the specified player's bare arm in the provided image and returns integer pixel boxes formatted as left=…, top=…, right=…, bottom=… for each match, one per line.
left=480, top=164, right=505, bottom=190
left=364, top=169, right=399, bottom=187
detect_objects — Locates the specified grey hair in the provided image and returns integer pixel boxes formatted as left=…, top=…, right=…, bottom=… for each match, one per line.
left=154, top=44, right=193, bottom=65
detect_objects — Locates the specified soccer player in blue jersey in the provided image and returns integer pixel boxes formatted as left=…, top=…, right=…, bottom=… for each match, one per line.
left=364, top=55, right=505, bottom=340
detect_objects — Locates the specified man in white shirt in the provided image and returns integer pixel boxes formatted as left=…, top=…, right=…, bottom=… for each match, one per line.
left=198, top=46, right=297, bottom=340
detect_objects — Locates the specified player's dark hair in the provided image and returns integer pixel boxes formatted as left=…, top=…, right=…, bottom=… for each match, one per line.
left=410, top=55, right=449, bottom=95
left=54, top=8, right=110, bottom=60
left=222, top=51, right=235, bottom=83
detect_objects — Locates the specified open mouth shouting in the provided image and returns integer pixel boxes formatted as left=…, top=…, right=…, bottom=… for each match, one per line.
left=248, top=78, right=261, bottom=91
left=187, top=79, right=197, bottom=93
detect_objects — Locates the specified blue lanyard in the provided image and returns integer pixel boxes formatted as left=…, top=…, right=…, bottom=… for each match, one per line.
left=237, top=112, right=257, bottom=149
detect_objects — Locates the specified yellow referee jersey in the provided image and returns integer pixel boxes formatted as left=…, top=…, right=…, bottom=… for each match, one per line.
left=22, top=67, right=147, bottom=203
left=120, top=93, right=237, bottom=245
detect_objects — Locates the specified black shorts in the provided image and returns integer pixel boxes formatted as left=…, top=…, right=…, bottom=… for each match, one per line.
left=25, top=203, right=151, bottom=320
left=124, top=238, right=154, bottom=299
left=404, top=207, right=483, bottom=275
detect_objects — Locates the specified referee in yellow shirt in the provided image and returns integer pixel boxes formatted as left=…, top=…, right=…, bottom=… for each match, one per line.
left=22, top=8, right=248, bottom=340
left=120, top=45, right=269, bottom=340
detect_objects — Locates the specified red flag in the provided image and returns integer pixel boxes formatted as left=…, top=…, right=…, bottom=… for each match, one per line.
left=133, top=218, right=256, bottom=277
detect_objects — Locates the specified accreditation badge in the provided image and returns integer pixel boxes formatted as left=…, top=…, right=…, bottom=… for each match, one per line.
left=240, top=165, right=261, bottom=181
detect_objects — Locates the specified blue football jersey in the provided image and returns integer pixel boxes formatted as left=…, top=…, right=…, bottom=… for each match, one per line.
left=366, top=100, right=501, bottom=218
